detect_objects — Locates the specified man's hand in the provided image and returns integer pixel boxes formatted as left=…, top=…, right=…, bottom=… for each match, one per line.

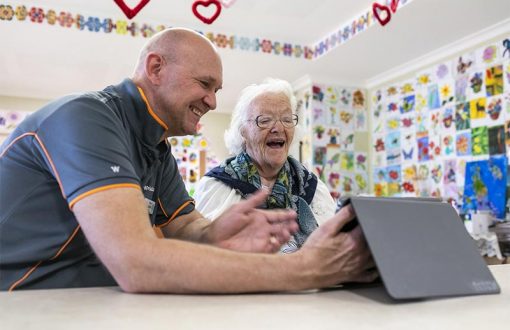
left=297, top=205, right=378, bottom=287
left=205, top=190, right=298, bottom=253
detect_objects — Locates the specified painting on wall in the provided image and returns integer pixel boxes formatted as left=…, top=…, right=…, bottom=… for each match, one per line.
left=463, top=156, right=507, bottom=218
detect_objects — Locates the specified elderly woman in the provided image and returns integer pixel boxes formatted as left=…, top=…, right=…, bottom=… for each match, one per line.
left=194, top=78, right=336, bottom=253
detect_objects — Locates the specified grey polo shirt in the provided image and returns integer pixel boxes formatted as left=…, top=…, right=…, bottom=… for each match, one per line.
left=0, top=79, right=194, bottom=290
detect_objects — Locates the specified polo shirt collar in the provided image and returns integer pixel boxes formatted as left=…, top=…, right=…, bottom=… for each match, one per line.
left=114, top=79, right=167, bottom=148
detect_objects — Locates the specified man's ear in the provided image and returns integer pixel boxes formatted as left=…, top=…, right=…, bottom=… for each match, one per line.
left=145, top=53, right=164, bottom=85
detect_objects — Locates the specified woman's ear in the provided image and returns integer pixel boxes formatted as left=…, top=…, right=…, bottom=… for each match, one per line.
left=239, top=126, right=247, bottom=149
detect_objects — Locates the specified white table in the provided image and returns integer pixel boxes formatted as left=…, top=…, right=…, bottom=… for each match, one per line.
left=1, top=265, right=509, bottom=330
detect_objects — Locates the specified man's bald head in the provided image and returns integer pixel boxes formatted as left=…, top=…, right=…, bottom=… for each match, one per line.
left=133, top=28, right=219, bottom=77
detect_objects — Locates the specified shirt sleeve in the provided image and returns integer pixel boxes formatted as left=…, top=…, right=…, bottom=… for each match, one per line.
left=310, top=179, right=336, bottom=226
left=194, top=176, right=242, bottom=221
left=154, top=152, right=195, bottom=227
left=36, top=97, right=141, bottom=207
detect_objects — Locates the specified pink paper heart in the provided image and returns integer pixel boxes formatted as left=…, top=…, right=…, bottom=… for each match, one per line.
left=220, top=0, right=237, bottom=8
left=114, top=0, right=151, bottom=19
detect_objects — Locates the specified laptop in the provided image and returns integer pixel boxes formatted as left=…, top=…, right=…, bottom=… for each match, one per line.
left=344, top=196, right=500, bottom=300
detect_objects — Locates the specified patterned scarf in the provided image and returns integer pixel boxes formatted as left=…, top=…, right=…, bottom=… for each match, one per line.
left=206, top=152, right=318, bottom=252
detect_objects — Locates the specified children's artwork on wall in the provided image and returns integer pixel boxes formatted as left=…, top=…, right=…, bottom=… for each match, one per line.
left=456, top=131, right=472, bottom=157
left=387, top=165, right=402, bottom=196
left=400, top=80, right=415, bottom=96
left=463, top=156, right=507, bottom=218
left=313, top=125, right=328, bottom=146
left=468, top=71, right=485, bottom=99
left=354, top=172, right=368, bottom=194
left=488, top=125, right=505, bottom=155
left=486, top=96, right=503, bottom=121
left=417, top=136, right=430, bottom=162
left=327, top=171, right=341, bottom=192
left=429, top=109, right=442, bottom=135
left=486, top=65, right=504, bottom=96
left=338, top=109, right=355, bottom=130
left=428, top=135, right=442, bottom=161
left=385, top=116, right=400, bottom=132
left=441, top=134, right=455, bottom=157
left=455, top=76, right=469, bottom=103
left=355, top=152, right=367, bottom=171
left=435, top=61, right=453, bottom=81
left=400, top=94, right=416, bottom=113
left=440, top=81, right=455, bottom=106
left=443, top=159, right=459, bottom=200
left=471, top=126, right=489, bottom=156
left=355, top=108, right=367, bottom=131
left=326, top=145, right=341, bottom=172
left=340, top=88, right=352, bottom=107
left=340, top=152, right=354, bottom=171
left=370, top=36, right=509, bottom=211
left=477, top=44, right=499, bottom=65
left=340, top=132, right=355, bottom=150
left=352, top=89, right=365, bottom=108
left=441, top=107, right=455, bottom=130
left=456, top=53, right=475, bottom=76
left=427, top=84, right=441, bottom=110
left=313, top=146, right=327, bottom=166
left=455, top=102, right=471, bottom=130
left=341, top=173, right=355, bottom=194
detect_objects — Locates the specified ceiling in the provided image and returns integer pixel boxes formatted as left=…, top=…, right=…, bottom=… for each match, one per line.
left=2, top=0, right=510, bottom=113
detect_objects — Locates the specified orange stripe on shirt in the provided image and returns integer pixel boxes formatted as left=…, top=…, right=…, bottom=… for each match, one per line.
left=157, top=200, right=195, bottom=228
left=0, top=132, right=67, bottom=199
left=137, top=86, right=168, bottom=130
left=8, top=225, right=82, bottom=291
left=33, top=134, right=66, bottom=198
left=69, top=183, right=141, bottom=209
left=157, top=198, right=169, bottom=218
left=0, top=132, right=34, bottom=158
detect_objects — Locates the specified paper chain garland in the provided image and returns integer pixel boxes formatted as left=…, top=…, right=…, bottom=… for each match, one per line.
left=312, top=0, right=412, bottom=59
left=0, top=0, right=412, bottom=60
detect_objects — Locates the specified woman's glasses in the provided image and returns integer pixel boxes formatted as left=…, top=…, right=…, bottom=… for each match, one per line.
left=250, top=114, right=298, bottom=129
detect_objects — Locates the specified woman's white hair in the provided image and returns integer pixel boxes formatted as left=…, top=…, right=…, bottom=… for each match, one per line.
left=224, top=78, right=300, bottom=155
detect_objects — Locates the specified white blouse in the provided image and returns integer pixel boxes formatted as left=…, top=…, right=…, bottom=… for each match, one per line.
left=194, top=175, right=336, bottom=226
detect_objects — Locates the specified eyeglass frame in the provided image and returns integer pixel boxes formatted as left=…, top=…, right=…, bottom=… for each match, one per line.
left=247, top=114, right=299, bottom=129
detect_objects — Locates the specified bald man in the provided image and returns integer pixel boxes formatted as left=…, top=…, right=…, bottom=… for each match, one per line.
left=0, top=28, right=376, bottom=292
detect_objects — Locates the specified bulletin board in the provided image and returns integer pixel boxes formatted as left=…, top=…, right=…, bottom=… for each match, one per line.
left=370, top=36, right=510, bottom=218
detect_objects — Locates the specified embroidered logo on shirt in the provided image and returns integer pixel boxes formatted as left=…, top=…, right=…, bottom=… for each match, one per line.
left=143, top=185, right=155, bottom=192
left=110, top=165, right=120, bottom=173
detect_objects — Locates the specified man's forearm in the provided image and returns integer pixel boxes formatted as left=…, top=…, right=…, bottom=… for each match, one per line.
left=125, top=237, right=309, bottom=293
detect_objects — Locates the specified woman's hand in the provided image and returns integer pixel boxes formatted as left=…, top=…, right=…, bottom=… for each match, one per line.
left=206, top=190, right=298, bottom=253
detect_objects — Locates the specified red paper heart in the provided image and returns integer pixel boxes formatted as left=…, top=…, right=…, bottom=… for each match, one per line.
left=390, top=0, right=399, bottom=13
left=192, top=0, right=222, bottom=25
left=114, top=0, right=151, bottom=19
left=372, top=2, right=391, bottom=26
